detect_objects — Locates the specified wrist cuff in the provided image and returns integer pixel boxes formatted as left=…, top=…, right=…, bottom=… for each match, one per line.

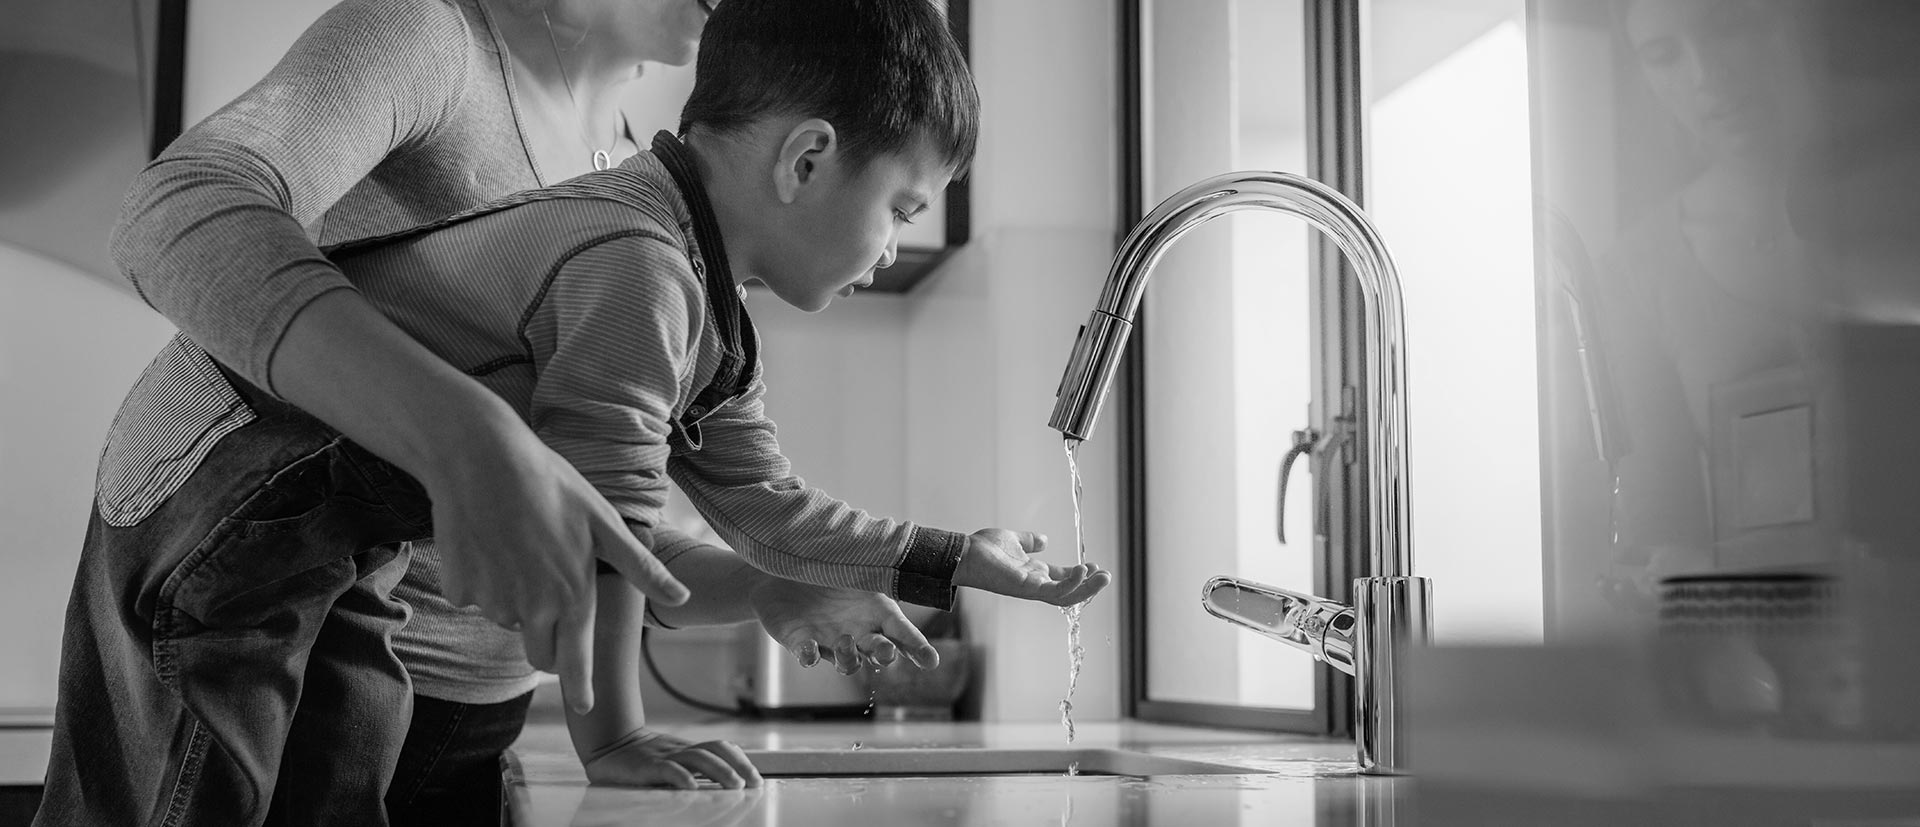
left=893, top=526, right=965, bottom=611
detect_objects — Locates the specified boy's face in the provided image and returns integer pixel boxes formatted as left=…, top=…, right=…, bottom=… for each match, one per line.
left=762, top=135, right=955, bottom=312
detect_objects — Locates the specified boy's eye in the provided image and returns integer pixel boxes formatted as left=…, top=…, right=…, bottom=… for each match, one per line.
left=894, top=210, right=916, bottom=225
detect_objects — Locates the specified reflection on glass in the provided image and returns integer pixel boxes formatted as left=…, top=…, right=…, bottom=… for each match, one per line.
left=1534, top=0, right=1920, bottom=637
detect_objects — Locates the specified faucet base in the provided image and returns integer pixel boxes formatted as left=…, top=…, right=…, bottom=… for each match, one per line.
left=1355, top=576, right=1433, bottom=775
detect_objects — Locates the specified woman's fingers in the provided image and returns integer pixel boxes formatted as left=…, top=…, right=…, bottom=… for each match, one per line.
left=591, top=510, right=689, bottom=606
left=551, top=603, right=599, bottom=714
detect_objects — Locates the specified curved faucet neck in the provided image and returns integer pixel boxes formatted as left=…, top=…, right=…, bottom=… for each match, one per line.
left=1050, top=171, right=1413, bottom=579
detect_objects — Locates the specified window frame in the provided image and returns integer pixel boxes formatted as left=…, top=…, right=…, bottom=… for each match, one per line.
left=1120, top=0, right=1371, bottom=736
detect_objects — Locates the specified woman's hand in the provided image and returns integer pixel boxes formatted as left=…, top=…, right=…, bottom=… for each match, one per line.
left=583, top=729, right=763, bottom=790
left=271, top=290, right=692, bottom=716
left=748, top=580, right=940, bottom=675
left=952, top=528, right=1110, bottom=607
left=431, top=423, right=691, bottom=715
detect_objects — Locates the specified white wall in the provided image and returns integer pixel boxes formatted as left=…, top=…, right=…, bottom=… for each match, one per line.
left=0, top=245, right=178, bottom=711
left=904, top=0, right=1122, bottom=723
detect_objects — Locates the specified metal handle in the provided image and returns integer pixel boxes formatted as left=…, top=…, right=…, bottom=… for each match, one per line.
left=1277, top=427, right=1323, bottom=545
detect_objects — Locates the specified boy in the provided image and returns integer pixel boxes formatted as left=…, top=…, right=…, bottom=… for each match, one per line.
left=40, top=0, right=1110, bottom=824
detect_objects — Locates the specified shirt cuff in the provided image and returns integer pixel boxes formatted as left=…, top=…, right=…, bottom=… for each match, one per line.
left=892, top=526, right=967, bottom=611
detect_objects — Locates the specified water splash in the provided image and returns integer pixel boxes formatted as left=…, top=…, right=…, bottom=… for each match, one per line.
left=1060, top=439, right=1090, bottom=743
left=1065, top=760, right=1080, bottom=778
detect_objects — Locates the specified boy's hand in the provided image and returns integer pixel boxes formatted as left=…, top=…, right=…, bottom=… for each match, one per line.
left=583, top=728, right=763, bottom=790
left=748, top=579, right=939, bottom=675
left=953, top=528, right=1111, bottom=606
left=433, top=428, right=690, bottom=715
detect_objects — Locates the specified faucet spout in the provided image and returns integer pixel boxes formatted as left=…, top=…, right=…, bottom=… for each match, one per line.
left=1049, top=171, right=1412, bottom=579
left=1052, top=171, right=1432, bottom=774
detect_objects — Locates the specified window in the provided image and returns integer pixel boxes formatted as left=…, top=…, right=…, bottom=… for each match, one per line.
left=1126, top=0, right=1543, bottom=734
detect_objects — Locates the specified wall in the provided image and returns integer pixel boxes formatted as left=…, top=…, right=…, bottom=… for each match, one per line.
left=904, top=0, right=1123, bottom=723
left=0, top=246, right=178, bottom=712
left=0, top=0, right=183, bottom=717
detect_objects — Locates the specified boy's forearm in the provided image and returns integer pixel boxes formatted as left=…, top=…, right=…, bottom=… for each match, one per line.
left=565, top=570, right=651, bottom=764
left=646, top=541, right=767, bottom=628
left=564, top=542, right=766, bottom=764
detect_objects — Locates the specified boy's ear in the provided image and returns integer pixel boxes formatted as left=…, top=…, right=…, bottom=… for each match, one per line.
left=772, top=118, right=839, bottom=204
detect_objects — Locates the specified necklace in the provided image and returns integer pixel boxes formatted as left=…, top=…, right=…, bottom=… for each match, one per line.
left=541, top=10, right=613, bottom=171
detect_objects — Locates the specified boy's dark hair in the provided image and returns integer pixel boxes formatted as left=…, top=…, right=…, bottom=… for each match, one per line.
left=680, top=0, right=979, bottom=176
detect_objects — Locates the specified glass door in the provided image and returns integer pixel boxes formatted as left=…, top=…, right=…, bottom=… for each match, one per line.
left=1130, top=0, right=1338, bottom=731
left=1127, top=0, right=1547, bottom=733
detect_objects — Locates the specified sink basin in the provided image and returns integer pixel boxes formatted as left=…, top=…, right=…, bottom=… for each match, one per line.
left=741, top=748, right=1272, bottom=778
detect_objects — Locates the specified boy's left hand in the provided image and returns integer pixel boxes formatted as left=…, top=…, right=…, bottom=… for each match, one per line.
left=954, top=528, right=1111, bottom=607
left=584, top=728, right=763, bottom=790
left=749, top=579, right=939, bottom=675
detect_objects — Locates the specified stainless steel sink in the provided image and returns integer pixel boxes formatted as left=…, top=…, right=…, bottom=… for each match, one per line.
left=742, top=748, right=1272, bottom=778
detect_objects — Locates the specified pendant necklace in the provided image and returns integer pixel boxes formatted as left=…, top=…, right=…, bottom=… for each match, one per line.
left=542, top=11, right=613, bottom=171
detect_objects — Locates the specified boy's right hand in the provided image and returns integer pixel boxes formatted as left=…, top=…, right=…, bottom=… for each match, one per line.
left=432, top=429, right=690, bottom=714
left=952, top=528, right=1111, bottom=607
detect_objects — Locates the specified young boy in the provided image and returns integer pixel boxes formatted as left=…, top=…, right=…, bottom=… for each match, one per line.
left=40, top=0, right=1110, bottom=824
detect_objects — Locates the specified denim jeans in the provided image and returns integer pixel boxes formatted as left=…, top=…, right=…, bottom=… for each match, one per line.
left=385, top=692, right=532, bottom=827
left=37, top=375, right=432, bottom=827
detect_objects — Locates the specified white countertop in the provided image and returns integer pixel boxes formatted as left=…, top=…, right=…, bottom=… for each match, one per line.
left=505, top=717, right=1920, bottom=826
left=505, top=719, right=1392, bottom=826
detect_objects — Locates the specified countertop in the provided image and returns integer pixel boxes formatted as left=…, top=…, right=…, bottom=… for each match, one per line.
left=506, top=716, right=1920, bottom=826
left=504, top=719, right=1394, bottom=826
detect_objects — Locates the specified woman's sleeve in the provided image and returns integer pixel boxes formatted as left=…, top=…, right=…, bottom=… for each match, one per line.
left=109, top=0, right=472, bottom=391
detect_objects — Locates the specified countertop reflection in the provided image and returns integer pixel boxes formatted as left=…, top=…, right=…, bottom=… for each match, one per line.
left=507, top=716, right=1920, bottom=826
left=505, top=720, right=1392, bottom=827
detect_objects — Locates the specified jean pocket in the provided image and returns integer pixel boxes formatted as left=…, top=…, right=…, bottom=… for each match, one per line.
left=164, top=440, right=421, bottom=617
left=96, top=339, right=257, bottom=527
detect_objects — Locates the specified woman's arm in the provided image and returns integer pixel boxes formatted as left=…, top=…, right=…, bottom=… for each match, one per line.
left=275, top=291, right=688, bottom=711
left=111, top=0, right=471, bottom=386
left=112, top=0, right=689, bottom=709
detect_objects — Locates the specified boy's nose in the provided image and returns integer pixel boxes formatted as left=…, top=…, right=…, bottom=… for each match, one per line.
left=877, top=238, right=899, bottom=270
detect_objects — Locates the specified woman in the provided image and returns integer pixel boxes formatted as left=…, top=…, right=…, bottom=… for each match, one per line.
left=74, top=0, right=926, bottom=823
left=1593, top=0, right=1820, bottom=578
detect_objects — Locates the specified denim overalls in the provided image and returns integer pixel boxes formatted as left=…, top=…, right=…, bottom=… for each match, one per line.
left=37, top=132, right=756, bottom=827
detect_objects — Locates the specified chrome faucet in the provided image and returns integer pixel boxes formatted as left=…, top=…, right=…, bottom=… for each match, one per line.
left=1048, top=171, right=1433, bottom=774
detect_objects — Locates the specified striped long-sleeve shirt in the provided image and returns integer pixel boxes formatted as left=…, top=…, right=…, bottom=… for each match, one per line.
left=321, top=140, right=967, bottom=608
left=97, top=0, right=958, bottom=703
